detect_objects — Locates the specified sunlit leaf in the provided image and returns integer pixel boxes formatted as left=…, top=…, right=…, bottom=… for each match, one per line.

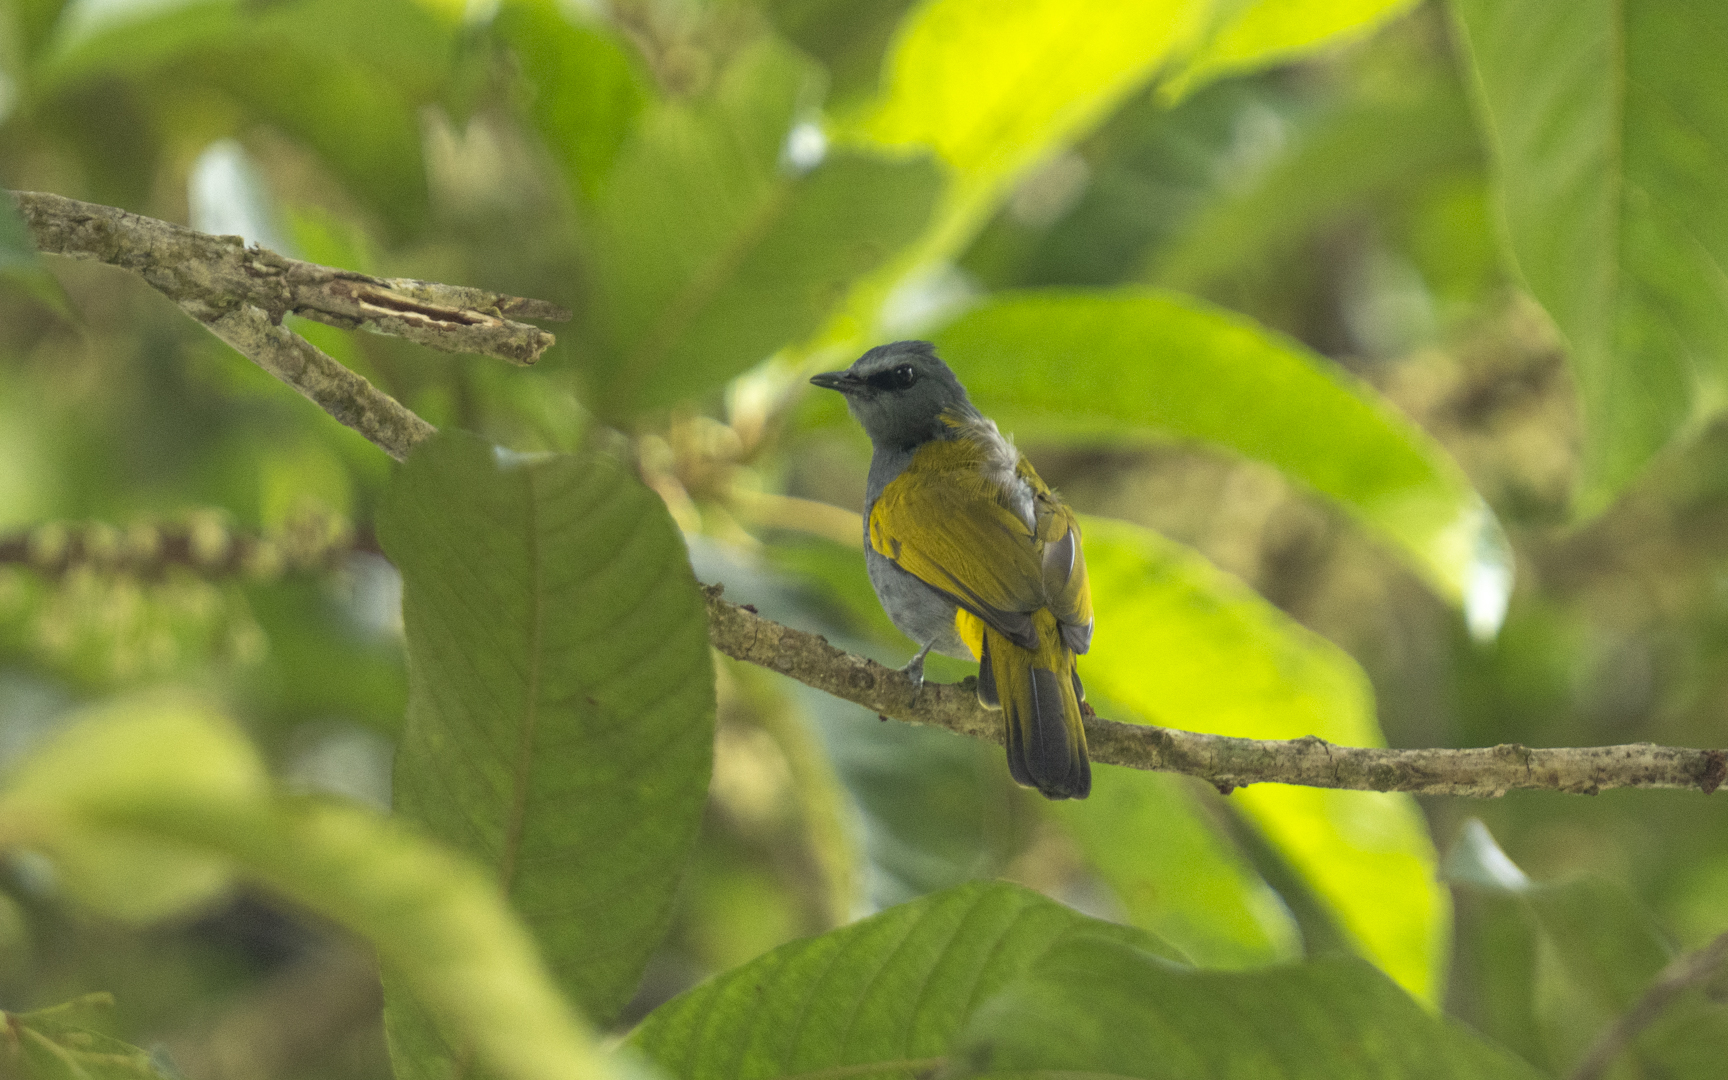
left=852, top=0, right=1210, bottom=263
left=932, top=289, right=1507, bottom=616
left=630, top=880, right=1181, bottom=1079
left=1160, top=0, right=1420, bottom=102
left=0, top=697, right=613, bottom=1080
left=955, top=935, right=1544, bottom=1079
left=378, top=431, right=715, bottom=1035
left=1079, top=517, right=1447, bottom=1001
left=0, top=693, right=262, bottom=923
left=1445, top=820, right=1728, bottom=1078
left=1452, top=0, right=1728, bottom=513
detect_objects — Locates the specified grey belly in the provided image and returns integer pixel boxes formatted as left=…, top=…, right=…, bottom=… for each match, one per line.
left=866, top=546, right=972, bottom=659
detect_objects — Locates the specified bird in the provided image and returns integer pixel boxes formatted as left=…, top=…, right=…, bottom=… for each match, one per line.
left=810, top=340, right=1093, bottom=800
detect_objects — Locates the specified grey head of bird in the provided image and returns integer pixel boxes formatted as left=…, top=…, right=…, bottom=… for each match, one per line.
left=809, top=340, right=980, bottom=450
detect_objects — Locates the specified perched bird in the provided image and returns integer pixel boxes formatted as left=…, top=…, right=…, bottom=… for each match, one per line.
left=811, top=341, right=1093, bottom=800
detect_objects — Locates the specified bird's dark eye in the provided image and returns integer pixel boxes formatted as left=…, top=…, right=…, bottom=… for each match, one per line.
left=868, top=364, right=919, bottom=391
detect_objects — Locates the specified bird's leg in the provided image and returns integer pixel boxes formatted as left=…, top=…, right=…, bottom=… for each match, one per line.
left=901, top=641, right=936, bottom=691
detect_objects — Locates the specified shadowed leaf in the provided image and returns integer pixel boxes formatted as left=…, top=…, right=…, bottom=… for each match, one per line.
left=376, top=429, right=715, bottom=1066
left=955, top=935, right=1544, bottom=1079
left=630, top=880, right=1180, bottom=1079
left=1452, top=0, right=1728, bottom=512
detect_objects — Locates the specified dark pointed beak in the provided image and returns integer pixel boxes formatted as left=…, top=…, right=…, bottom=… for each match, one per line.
left=810, top=370, right=860, bottom=393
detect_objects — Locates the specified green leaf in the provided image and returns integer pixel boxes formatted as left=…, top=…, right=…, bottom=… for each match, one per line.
left=955, top=936, right=1545, bottom=1079
left=1152, top=81, right=1481, bottom=294
left=582, top=40, right=939, bottom=418
left=4, top=994, right=177, bottom=1079
left=1160, top=0, right=1420, bottom=102
left=495, top=1, right=650, bottom=203
left=931, top=289, right=1507, bottom=617
left=1451, top=0, right=1728, bottom=513
left=1052, top=766, right=1301, bottom=968
left=377, top=431, right=715, bottom=1032
left=0, top=696, right=614, bottom=1080
left=851, top=0, right=1211, bottom=262
left=1445, top=820, right=1728, bottom=1077
left=0, top=693, right=262, bottom=923
left=0, top=195, right=37, bottom=273
left=35, top=0, right=460, bottom=236
left=1079, top=517, right=1448, bottom=1001
left=630, top=880, right=1182, bottom=1079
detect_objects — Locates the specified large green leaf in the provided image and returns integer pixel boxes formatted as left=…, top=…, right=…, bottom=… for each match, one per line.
left=851, top=0, right=1210, bottom=264
left=583, top=41, right=939, bottom=418
left=377, top=431, right=715, bottom=1041
left=1052, top=766, right=1301, bottom=969
left=1079, top=517, right=1448, bottom=1001
left=0, top=695, right=614, bottom=1080
left=1445, top=820, right=1728, bottom=1078
left=1160, top=0, right=1420, bottom=102
left=932, top=289, right=1507, bottom=619
left=630, top=880, right=1181, bottom=1079
left=1451, top=0, right=1728, bottom=513
left=955, top=936, right=1544, bottom=1079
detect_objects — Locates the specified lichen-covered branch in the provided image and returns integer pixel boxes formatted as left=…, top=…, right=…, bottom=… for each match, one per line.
left=11, top=190, right=568, bottom=365
left=703, top=585, right=1728, bottom=798
left=205, top=304, right=433, bottom=460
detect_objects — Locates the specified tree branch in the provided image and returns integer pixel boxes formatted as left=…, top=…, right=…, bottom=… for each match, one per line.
left=14, top=189, right=1727, bottom=799
left=702, top=585, right=1728, bottom=798
left=1571, top=929, right=1728, bottom=1080
left=12, top=191, right=568, bottom=365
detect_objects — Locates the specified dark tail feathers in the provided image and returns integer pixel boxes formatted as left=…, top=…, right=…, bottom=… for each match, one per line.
left=984, top=628, right=1091, bottom=800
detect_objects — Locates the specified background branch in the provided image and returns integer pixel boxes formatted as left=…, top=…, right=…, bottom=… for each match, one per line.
left=14, top=190, right=1726, bottom=799
left=1571, top=929, right=1728, bottom=1080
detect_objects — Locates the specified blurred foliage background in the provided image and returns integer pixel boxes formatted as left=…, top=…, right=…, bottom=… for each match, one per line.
left=2, top=0, right=1728, bottom=1077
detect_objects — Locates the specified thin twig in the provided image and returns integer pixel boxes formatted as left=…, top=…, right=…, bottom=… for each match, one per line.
left=1571, top=930, right=1728, bottom=1080
left=14, top=189, right=1728, bottom=799
left=702, top=585, right=1728, bottom=798
left=10, top=190, right=569, bottom=365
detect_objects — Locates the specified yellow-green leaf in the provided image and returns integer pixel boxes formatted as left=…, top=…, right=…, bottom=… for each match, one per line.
left=1161, top=0, right=1420, bottom=102
left=1080, top=517, right=1448, bottom=1001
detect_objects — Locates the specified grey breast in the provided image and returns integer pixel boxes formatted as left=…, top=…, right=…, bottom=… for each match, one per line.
left=863, top=443, right=971, bottom=660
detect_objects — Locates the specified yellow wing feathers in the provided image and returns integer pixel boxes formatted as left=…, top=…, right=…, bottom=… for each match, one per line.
left=871, top=435, right=1093, bottom=798
left=869, top=438, right=1092, bottom=653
